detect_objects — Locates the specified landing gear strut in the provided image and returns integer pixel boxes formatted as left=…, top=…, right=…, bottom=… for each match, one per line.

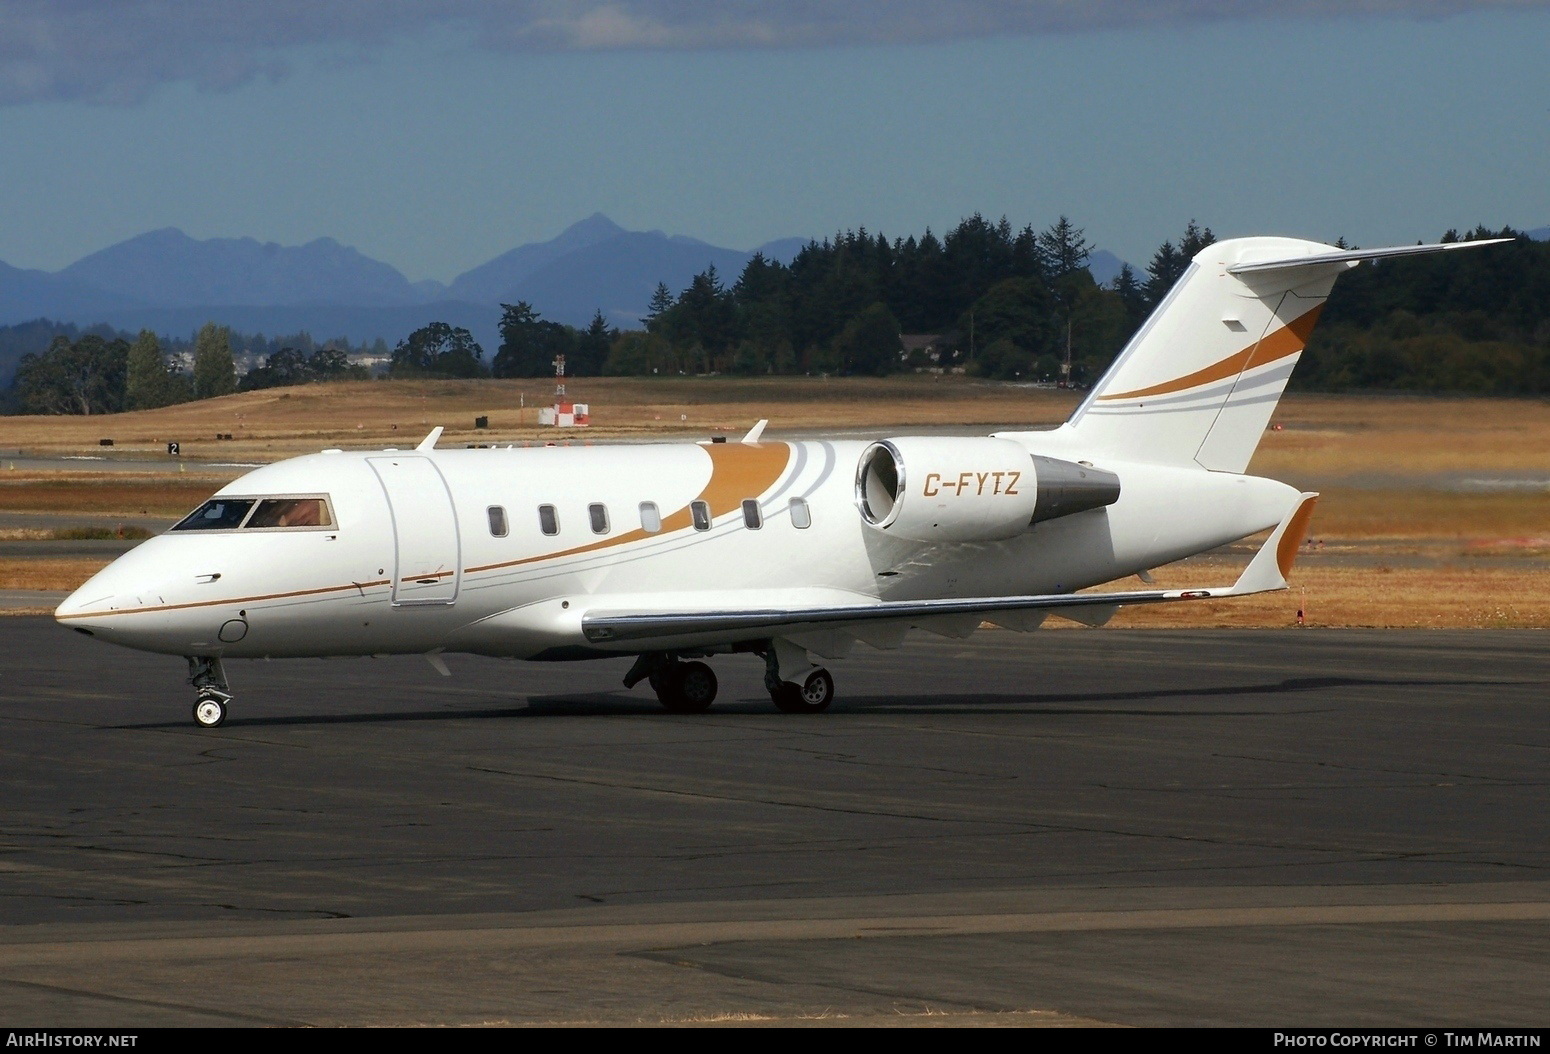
left=187, top=656, right=231, bottom=728
left=762, top=640, right=834, bottom=714
left=623, top=643, right=836, bottom=715
left=625, top=653, right=718, bottom=713
left=770, top=668, right=834, bottom=714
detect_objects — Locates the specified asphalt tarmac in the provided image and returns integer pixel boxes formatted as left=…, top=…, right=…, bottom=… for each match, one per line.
left=0, top=618, right=1545, bottom=1027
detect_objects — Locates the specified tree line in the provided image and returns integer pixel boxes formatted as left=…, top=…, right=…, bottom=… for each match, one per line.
left=468, top=214, right=1158, bottom=384
left=4, top=323, right=373, bottom=414
left=1292, top=227, right=1550, bottom=394
left=7, top=217, right=1550, bottom=413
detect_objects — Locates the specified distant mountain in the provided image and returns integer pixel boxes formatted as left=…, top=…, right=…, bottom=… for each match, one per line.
left=1087, top=249, right=1132, bottom=287
left=449, top=216, right=811, bottom=328
left=449, top=212, right=629, bottom=303
left=1528, top=226, right=1549, bottom=241
left=510, top=231, right=760, bottom=330
left=58, top=227, right=422, bottom=307
left=0, top=215, right=813, bottom=343
left=0, top=259, right=141, bottom=321
left=752, top=237, right=812, bottom=265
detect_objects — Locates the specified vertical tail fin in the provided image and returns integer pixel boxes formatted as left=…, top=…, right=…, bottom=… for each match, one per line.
left=1063, top=236, right=1508, bottom=473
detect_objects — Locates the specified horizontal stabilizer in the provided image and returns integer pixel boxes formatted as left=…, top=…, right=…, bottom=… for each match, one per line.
left=1227, top=239, right=1512, bottom=276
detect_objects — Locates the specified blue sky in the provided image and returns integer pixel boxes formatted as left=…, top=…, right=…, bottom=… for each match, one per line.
left=1, top=2, right=1547, bottom=283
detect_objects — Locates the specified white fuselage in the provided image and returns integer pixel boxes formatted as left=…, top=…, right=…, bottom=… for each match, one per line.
left=55, top=434, right=1296, bottom=661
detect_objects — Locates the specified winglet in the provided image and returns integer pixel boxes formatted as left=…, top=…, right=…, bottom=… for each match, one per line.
left=1231, top=493, right=1319, bottom=595
left=416, top=426, right=444, bottom=452
left=741, top=419, right=768, bottom=444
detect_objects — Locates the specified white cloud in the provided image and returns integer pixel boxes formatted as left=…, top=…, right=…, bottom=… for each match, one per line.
left=1, top=0, right=1543, bottom=105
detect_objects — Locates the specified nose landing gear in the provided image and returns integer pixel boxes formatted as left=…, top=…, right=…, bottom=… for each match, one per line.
left=187, top=656, right=231, bottom=728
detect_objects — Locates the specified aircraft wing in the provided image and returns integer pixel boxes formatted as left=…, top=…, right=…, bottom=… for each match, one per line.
left=581, top=493, right=1318, bottom=647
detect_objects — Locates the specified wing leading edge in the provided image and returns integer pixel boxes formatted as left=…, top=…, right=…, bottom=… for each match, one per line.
left=580, top=493, right=1318, bottom=646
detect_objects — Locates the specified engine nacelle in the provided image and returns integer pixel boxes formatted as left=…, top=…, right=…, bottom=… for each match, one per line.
left=855, top=437, right=1119, bottom=543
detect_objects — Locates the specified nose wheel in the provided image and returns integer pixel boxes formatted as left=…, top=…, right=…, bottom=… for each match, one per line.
left=187, top=656, right=232, bottom=728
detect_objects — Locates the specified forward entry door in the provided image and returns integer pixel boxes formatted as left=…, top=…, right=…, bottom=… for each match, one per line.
left=367, top=456, right=461, bottom=605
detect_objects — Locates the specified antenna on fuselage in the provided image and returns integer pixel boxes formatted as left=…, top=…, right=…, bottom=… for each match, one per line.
left=416, top=426, right=444, bottom=451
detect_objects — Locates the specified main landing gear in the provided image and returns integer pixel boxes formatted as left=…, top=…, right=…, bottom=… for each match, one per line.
left=653, top=659, right=719, bottom=713
left=623, top=654, right=719, bottom=713
left=622, top=642, right=835, bottom=715
left=187, top=656, right=231, bottom=728
left=769, top=667, right=835, bottom=714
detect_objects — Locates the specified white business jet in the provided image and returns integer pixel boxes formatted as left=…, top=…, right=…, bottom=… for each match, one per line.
left=55, top=236, right=1505, bottom=726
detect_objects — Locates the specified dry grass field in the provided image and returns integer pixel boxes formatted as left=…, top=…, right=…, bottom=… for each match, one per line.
left=1090, top=556, right=1550, bottom=630
left=0, top=473, right=235, bottom=516
left=0, top=376, right=1067, bottom=460
left=3, top=378, right=1548, bottom=627
left=1248, top=395, right=1550, bottom=482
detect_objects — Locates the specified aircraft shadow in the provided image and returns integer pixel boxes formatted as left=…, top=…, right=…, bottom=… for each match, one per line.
left=110, top=674, right=1513, bottom=729
left=833, top=674, right=1511, bottom=716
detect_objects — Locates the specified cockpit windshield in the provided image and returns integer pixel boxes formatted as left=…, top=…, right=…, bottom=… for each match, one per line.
left=171, top=499, right=255, bottom=531
left=170, top=495, right=333, bottom=532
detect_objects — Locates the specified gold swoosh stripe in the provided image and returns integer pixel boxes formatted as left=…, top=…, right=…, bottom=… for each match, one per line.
left=1096, top=304, right=1324, bottom=402
left=56, top=579, right=392, bottom=621
left=465, top=441, right=793, bottom=575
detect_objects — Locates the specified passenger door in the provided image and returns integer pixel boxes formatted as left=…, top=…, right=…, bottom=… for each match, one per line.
left=367, top=456, right=461, bottom=605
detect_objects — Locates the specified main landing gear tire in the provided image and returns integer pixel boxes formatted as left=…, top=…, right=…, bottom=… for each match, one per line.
left=193, top=693, right=228, bottom=728
left=656, top=660, right=718, bottom=714
left=772, top=668, right=834, bottom=714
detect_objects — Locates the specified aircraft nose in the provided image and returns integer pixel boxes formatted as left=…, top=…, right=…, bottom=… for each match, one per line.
left=55, top=581, right=118, bottom=632
left=54, top=551, right=156, bottom=633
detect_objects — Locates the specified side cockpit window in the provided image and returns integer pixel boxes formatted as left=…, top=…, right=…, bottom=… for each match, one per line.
left=245, top=497, right=331, bottom=529
left=171, top=495, right=333, bottom=532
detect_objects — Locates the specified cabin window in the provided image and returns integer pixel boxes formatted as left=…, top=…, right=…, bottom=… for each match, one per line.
left=789, top=497, right=812, bottom=529
left=487, top=506, right=508, bottom=537
left=171, top=498, right=255, bottom=532
left=691, top=500, right=711, bottom=531
left=244, top=497, right=332, bottom=529
left=742, top=499, right=762, bottom=530
left=639, top=501, right=662, bottom=533
left=589, top=503, right=610, bottom=535
left=538, top=504, right=559, bottom=536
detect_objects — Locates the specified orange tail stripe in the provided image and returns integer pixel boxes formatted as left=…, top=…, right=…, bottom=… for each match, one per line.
left=1097, top=304, right=1324, bottom=402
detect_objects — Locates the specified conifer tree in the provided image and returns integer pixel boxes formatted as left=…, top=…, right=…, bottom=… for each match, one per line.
left=192, top=323, right=236, bottom=399
left=125, top=330, right=171, bottom=410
